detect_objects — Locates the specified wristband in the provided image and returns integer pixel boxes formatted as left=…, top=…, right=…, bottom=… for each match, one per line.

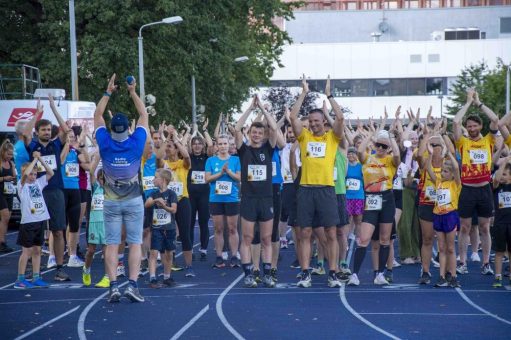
left=103, top=92, right=111, bottom=97
left=327, top=95, right=334, bottom=99
left=477, top=102, right=483, bottom=108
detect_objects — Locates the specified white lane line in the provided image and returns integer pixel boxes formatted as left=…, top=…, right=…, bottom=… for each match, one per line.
left=170, top=304, right=210, bottom=340
left=0, top=249, right=21, bottom=258
left=77, top=236, right=213, bottom=340
left=7, top=231, right=19, bottom=236
left=455, top=287, right=511, bottom=326
left=216, top=273, right=245, bottom=340
left=14, top=305, right=81, bottom=340
left=339, top=238, right=402, bottom=340
left=360, top=312, right=487, bottom=316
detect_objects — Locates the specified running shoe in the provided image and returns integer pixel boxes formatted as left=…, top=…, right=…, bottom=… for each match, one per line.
left=481, top=263, right=494, bottom=275
left=185, top=266, right=196, bottom=278
left=14, top=279, right=34, bottom=289
left=243, top=274, right=258, bottom=288
left=82, top=268, right=91, bottom=286
left=401, top=257, right=415, bottom=265
left=392, top=259, right=401, bottom=268
left=31, top=278, right=49, bottom=288
left=280, top=238, right=288, bottom=249
left=95, top=275, right=110, bottom=288
left=140, top=258, right=149, bottom=272
left=0, top=242, right=13, bottom=253
left=222, top=251, right=229, bottom=261
left=340, top=264, right=352, bottom=275
left=290, top=259, right=300, bottom=269
left=253, top=269, right=262, bottom=283
left=124, top=285, right=145, bottom=302
left=311, top=265, right=325, bottom=275
left=431, top=257, right=440, bottom=268
left=297, top=271, right=312, bottom=288
left=47, top=256, right=57, bottom=269
left=54, top=269, right=70, bottom=282
left=67, top=256, right=85, bottom=268
left=230, top=257, right=241, bottom=268
left=347, top=273, right=360, bottom=286
left=492, top=277, right=503, bottom=288
left=449, top=276, right=461, bottom=288
left=270, top=268, right=278, bottom=282
left=116, top=262, right=126, bottom=277
left=384, top=271, right=393, bottom=283
left=213, top=257, right=226, bottom=268
left=434, top=277, right=449, bottom=287
left=150, top=278, right=162, bottom=289
left=374, top=272, right=389, bottom=285
left=418, top=271, right=431, bottom=285
left=108, top=286, right=121, bottom=303
left=336, top=271, right=350, bottom=283
left=163, top=277, right=176, bottom=287
left=288, top=239, right=295, bottom=245
left=328, top=272, right=342, bottom=288
left=172, top=263, right=184, bottom=272
left=41, top=243, right=50, bottom=255
left=263, top=274, right=276, bottom=288
left=470, top=252, right=481, bottom=262
left=456, top=263, right=468, bottom=275
left=199, top=249, right=207, bottom=261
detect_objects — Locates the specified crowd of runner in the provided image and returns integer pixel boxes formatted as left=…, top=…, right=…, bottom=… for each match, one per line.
left=1, top=75, right=510, bottom=303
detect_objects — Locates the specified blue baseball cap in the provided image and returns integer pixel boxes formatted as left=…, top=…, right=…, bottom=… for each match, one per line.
left=110, top=112, right=129, bottom=141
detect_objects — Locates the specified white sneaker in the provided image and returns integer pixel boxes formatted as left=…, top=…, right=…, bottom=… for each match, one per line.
left=222, top=252, right=228, bottom=261
left=347, top=273, right=360, bottom=286
left=47, top=256, right=57, bottom=269
left=431, top=257, right=440, bottom=268
left=236, top=251, right=241, bottom=260
left=67, top=256, right=85, bottom=268
left=471, top=252, right=481, bottom=262
left=392, top=259, right=401, bottom=268
left=374, top=272, right=389, bottom=285
left=116, top=262, right=126, bottom=277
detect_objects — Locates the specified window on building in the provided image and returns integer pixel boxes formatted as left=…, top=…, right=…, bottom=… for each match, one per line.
left=426, top=78, right=444, bottom=95
left=405, top=0, right=419, bottom=8
left=345, top=2, right=358, bottom=10
left=373, top=79, right=391, bottom=96
left=501, top=17, right=511, bottom=33
left=410, top=54, right=422, bottom=63
left=428, top=54, right=440, bottom=63
left=408, top=78, right=426, bottom=95
left=332, top=80, right=352, bottom=97
left=308, top=79, right=326, bottom=93
left=352, top=80, right=370, bottom=96
left=390, top=79, right=407, bottom=96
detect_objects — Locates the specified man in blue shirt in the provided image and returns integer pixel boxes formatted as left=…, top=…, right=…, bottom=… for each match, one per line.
left=94, top=74, right=148, bottom=303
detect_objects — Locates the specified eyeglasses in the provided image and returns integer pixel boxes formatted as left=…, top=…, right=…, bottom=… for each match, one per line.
left=375, top=143, right=389, bottom=150
left=430, top=143, right=441, bottom=148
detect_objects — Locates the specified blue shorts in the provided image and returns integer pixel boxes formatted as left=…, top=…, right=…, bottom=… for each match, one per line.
left=104, top=196, right=144, bottom=245
left=151, top=229, right=176, bottom=252
left=433, top=210, right=459, bottom=233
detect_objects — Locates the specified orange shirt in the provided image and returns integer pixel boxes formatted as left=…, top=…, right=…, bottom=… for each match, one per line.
left=455, top=134, right=494, bottom=185
left=362, top=154, right=396, bottom=193
left=418, top=166, right=442, bottom=206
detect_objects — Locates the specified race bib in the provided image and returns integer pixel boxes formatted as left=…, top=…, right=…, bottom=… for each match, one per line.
left=37, top=155, right=57, bottom=171
left=272, top=162, right=277, bottom=177
left=215, top=181, right=232, bottom=195
left=333, top=167, right=338, bottom=182
left=91, top=194, right=104, bottom=211
left=3, top=181, right=15, bottom=194
left=365, top=194, right=383, bottom=211
left=346, top=178, right=361, bottom=191
left=469, top=149, right=488, bottom=164
left=436, top=189, right=451, bottom=206
left=424, top=186, right=436, bottom=201
left=191, top=171, right=206, bottom=184
left=65, top=163, right=79, bottom=177
left=306, top=142, right=326, bottom=158
left=29, top=195, right=45, bottom=215
left=168, top=181, right=183, bottom=196
left=142, top=176, right=155, bottom=191
left=283, top=169, right=293, bottom=183
left=498, top=192, right=511, bottom=209
left=393, top=177, right=403, bottom=190
left=248, top=165, right=266, bottom=181
left=12, top=197, right=20, bottom=210
left=153, top=208, right=172, bottom=226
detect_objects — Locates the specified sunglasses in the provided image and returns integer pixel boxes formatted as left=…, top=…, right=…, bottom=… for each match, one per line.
left=431, top=143, right=441, bottom=148
left=375, top=143, right=389, bottom=150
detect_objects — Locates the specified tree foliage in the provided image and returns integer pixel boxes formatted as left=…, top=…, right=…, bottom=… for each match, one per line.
left=0, top=0, right=301, bottom=126
left=262, top=86, right=319, bottom=122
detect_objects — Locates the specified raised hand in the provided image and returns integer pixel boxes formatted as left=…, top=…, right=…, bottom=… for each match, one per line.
left=106, top=74, right=117, bottom=94
left=325, top=75, right=331, bottom=97
left=301, top=74, right=309, bottom=93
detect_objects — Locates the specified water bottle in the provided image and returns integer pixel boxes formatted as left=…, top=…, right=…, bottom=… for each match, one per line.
left=126, top=75, right=135, bottom=85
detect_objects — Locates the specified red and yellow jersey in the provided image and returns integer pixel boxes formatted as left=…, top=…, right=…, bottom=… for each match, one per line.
left=433, top=179, right=460, bottom=215
left=362, top=154, right=396, bottom=193
left=418, top=165, right=442, bottom=205
left=455, top=135, right=494, bottom=185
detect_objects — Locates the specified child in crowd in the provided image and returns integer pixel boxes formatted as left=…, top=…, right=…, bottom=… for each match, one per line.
left=426, top=138, right=461, bottom=288
left=83, top=154, right=109, bottom=288
left=145, top=168, right=178, bottom=288
left=14, top=152, right=54, bottom=289
left=491, top=157, right=511, bottom=288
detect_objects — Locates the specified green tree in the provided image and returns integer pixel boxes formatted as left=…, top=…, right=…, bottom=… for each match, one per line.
left=263, top=86, right=319, bottom=122
left=0, top=0, right=301, bottom=127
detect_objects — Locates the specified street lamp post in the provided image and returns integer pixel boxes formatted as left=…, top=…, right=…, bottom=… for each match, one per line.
left=138, top=16, right=183, bottom=101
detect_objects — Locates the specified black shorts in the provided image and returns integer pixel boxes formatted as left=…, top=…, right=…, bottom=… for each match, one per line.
left=150, top=228, right=176, bottom=252
left=80, top=189, right=91, bottom=204
left=144, top=206, right=153, bottom=229
left=280, top=183, right=296, bottom=222
left=297, top=186, right=339, bottom=228
left=0, top=193, right=13, bottom=211
left=210, top=202, right=240, bottom=216
left=458, top=184, right=494, bottom=219
left=393, top=189, right=403, bottom=210
left=492, top=223, right=511, bottom=253
left=240, top=197, right=273, bottom=222
left=63, top=188, right=82, bottom=232
left=336, top=194, right=350, bottom=227
left=17, top=221, right=45, bottom=248
left=362, top=190, right=395, bottom=227
left=43, top=188, right=66, bottom=231
left=418, top=204, right=434, bottom=222
left=371, top=220, right=398, bottom=241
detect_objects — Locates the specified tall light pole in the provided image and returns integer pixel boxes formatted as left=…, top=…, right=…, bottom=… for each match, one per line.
left=138, top=16, right=183, bottom=101
left=69, top=0, right=78, bottom=100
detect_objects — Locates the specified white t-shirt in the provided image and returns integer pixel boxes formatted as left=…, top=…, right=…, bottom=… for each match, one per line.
left=280, top=143, right=301, bottom=184
left=18, top=176, right=50, bottom=224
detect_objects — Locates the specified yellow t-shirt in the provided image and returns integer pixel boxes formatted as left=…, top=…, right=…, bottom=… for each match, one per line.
left=298, top=128, right=340, bottom=186
left=163, top=159, right=189, bottom=199
left=505, top=135, right=511, bottom=147
left=362, top=154, right=396, bottom=193
left=455, top=134, right=494, bottom=185
left=433, top=179, right=460, bottom=215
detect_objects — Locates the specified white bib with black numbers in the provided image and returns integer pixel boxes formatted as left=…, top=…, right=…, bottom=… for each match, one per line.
left=168, top=182, right=183, bottom=196
left=498, top=192, right=511, bottom=209
left=393, top=177, right=403, bottom=190
left=65, top=163, right=79, bottom=177
left=29, top=194, right=45, bottom=215
left=346, top=178, right=361, bottom=191
left=142, top=176, right=155, bottom=191
left=333, top=167, right=338, bottom=182
left=283, top=169, right=293, bottom=183
left=365, top=194, right=382, bottom=211
left=37, top=155, right=57, bottom=172
left=306, top=142, right=326, bottom=158
left=436, top=189, right=451, bottom=206
left=425, top=186, right=436, bottom=201
left=91, top=194, right=104, bottom=211
left=215, top=181, right=232, bottom=195
left=248, top=165, right=266, bottom=181
left=3, top=182, right=15, bottom=194
left=153, top=208, right=171, bottom=226
left=469, top=149, right=488, bottom=165
left=191, top=171, right=206, bottom=184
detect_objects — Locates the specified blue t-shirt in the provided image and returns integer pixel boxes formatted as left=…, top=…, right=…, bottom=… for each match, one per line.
left=272, top=147, right=283, bottom=185
left=142, top=153, right=158, bottom=199
left=61, top=147, right=80, bottom=189
left=96, top=126, right=147, bottom=200
left=28, top=138, right=64, bottom=190
left=14, top=140, right=29, bottom=181
left=346, top=162, right=364, bottom=200
left=205, top=155, right=241, bottom=203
